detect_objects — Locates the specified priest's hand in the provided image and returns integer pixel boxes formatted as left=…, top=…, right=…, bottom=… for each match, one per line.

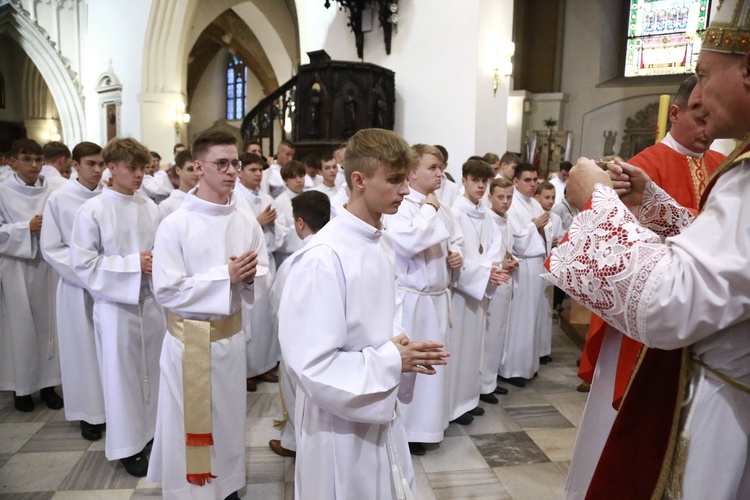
left=229, top=250, right=259, bottom=285
left=566, top=158, right=613, bottom=210
left=446, top=249, right=462, bottom=269
left=140, top=251, right=153, bottom=275
left=532, top=212, right=550, bottom=229
left=256, top=205, right=277, bottom=227
left=29, top=214, right=43, bottom=233
left=490, top=267, right=509, bottom=285
left=392, top=333, right=449, bottom=375
left=607, top=158, right=652, bottom=206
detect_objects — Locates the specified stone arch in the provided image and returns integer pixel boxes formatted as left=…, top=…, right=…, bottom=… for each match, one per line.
left=0, top=3, right=85, bottom=143
left=141, top=0, right=300, bottom=148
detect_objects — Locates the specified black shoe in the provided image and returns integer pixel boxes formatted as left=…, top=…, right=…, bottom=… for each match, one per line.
left=493, top=386, right=509, bottom=395
left=479, top=393, right=499, bottom=404
left=450, top=413, right=474, bottom=425
left=120, top=452, right=149, bottom=477
left=224, top=492, right=240, bottom=500
left=13, top=393, right=34, bottom=412
left=40, top=387, right=63, bottom=409
left=468, top=406, right=485, bottom=416
left=540, top=355, right=553, bottom=365
left=408, top=442, right=426, bottom=456
left=80, top=421, right=103, bottom=441
left=498, top=376, right=526, bottom=388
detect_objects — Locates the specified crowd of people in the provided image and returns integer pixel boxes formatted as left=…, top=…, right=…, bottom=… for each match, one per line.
left=0, top=125, right=573, bottom=498
left=4, top=4, right=749, bottom=496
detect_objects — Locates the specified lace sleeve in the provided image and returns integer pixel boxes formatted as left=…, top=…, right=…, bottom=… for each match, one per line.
left=543, top=184, right=669, bottom=341
left=630, top=182, right=694, bottom=239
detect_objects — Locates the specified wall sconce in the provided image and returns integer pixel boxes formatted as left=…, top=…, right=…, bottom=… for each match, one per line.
left=167, top=101, right=190, bottom=134
left=46, top=125, right=61, bottom=142
left=493, top=41, right=515, bottom=96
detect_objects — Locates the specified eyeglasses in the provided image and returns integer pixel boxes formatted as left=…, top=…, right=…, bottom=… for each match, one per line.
left=202, top=159, right=241, bottom=173
left=18, top=156, right=44, bottom=164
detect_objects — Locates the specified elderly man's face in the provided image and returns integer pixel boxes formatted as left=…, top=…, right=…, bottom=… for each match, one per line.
left=691, top=51, right=750, bottom=140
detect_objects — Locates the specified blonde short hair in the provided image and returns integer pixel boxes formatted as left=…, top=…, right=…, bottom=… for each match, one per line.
left=344, top=129, right=419, bottom=188
left=412, top=144, right=446, bottom=165
left=102, top=137, right=152, bottom=167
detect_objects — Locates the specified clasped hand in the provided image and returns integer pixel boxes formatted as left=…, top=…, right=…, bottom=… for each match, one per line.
left=392, top=333, right=449, bottom=375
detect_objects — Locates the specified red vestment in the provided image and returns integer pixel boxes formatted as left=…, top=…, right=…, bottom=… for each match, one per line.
left=577, top=143, right=724, bottom=409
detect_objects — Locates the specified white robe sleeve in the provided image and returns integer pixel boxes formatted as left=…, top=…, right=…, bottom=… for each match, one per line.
left=630, top=181, right=695, bottom=239
left=41, top=197, right=84, bottom=287
left=70, top=205, right=142, bottom=305
left=279, top=246, right=403, bottom=425
left=152, top=222, right=234, bottom=316
left=387, top=204, right=450, bottom=258
left=0, top=211, right=34, bottom=259
left=545, top=174, right=750, bottom=350
left=270, top=198, right=290, bottom=253
left=509, top=211, right=546, bottom=258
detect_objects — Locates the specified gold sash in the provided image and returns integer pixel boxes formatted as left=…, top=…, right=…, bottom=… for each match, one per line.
left=167, top=311, right=241, bottom=486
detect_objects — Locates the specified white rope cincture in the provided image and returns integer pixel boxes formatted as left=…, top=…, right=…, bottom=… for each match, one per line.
left=386, top=419, right=414, bottom=500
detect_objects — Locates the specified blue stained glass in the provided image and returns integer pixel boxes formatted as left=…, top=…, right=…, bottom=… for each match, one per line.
left=228, top=85, right=234, bottom=99
left=227, top=100, right=233, bottom=120
left=227, top=68, right=234, bottom=81
left=236, top=83, right=243, bottom=99
left=236, top=100, right=242, bottom=118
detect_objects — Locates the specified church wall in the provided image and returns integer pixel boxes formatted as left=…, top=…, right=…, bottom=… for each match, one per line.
left=474, top=0, right=514, bottom=160
left=0, top=36, right=26, bottom=124
left=296, top=0, right=514, bottom=178
left=81, top=0, right=152, bottom=146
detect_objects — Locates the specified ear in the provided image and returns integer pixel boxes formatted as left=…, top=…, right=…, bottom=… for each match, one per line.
left=350, top=170, right=366, bottom=192
left=107, top=162, right=116, bottom=173
left=668, top=104, right=680, bottom=123
left=743, top=50, right=750, bottom=89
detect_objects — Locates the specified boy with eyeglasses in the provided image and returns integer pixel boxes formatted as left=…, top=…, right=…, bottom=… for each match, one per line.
left=0, top=138, right=63, bottom=413
left=158, top=150, right=198, bottom=221
left=148, top=130, right=268, bottom=500
left=70, top=137, right=166, bottom=477
left=41, top=141, right=107, bottom=440
left=235, top=153, right=289, bottom=391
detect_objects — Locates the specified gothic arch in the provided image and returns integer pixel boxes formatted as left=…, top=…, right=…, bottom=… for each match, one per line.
left=142, top=0, right=299, bottom=96
left=0, top=3, right=84, bottom=143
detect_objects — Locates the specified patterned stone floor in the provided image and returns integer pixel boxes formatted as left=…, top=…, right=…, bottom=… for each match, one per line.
left=0, top=324, right=585, bottom=499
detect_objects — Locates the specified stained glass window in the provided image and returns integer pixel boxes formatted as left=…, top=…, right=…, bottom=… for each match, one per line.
left=226, top=56, right=247, bottom=120
left=625, top=0, right=712, bottom=77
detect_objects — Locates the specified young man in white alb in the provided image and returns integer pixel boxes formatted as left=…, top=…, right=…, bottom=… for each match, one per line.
left=500, top=163, right=547, bottom=387
left=41, top=141, right=106, bottom=440
left=158, top=150, right=198, bottom=221
left=313, top=150, right=340, bottom=198
left=386, top=144, right=463, bottom=455
left=448, top=159, right=508, bottom=425
left=0, top=139, right=63, bottom=413
left=273, top=159, right=307, bottom=266
left=235, top=152, right=289, bottom=390
left=268, top=190, right=330, bottom=459
left=485, top=177, right=519, bottom=396
left=148, top=130, right=268, bottom=500
left=279, top=129, right=448, bottom=499
left=70, top=137, right=165, bottom=476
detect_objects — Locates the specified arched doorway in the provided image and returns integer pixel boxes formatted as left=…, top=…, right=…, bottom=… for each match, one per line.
left=140, top=0, right=299, bottom=151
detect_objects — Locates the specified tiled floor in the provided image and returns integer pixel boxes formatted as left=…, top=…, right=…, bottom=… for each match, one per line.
left=0, top=324, right=585, bottom=499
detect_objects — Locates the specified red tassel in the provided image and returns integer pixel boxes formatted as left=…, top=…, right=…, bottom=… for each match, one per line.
left=186, top=473, right=217, bottom=486
left=186, top=433, right=214, bottom=446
